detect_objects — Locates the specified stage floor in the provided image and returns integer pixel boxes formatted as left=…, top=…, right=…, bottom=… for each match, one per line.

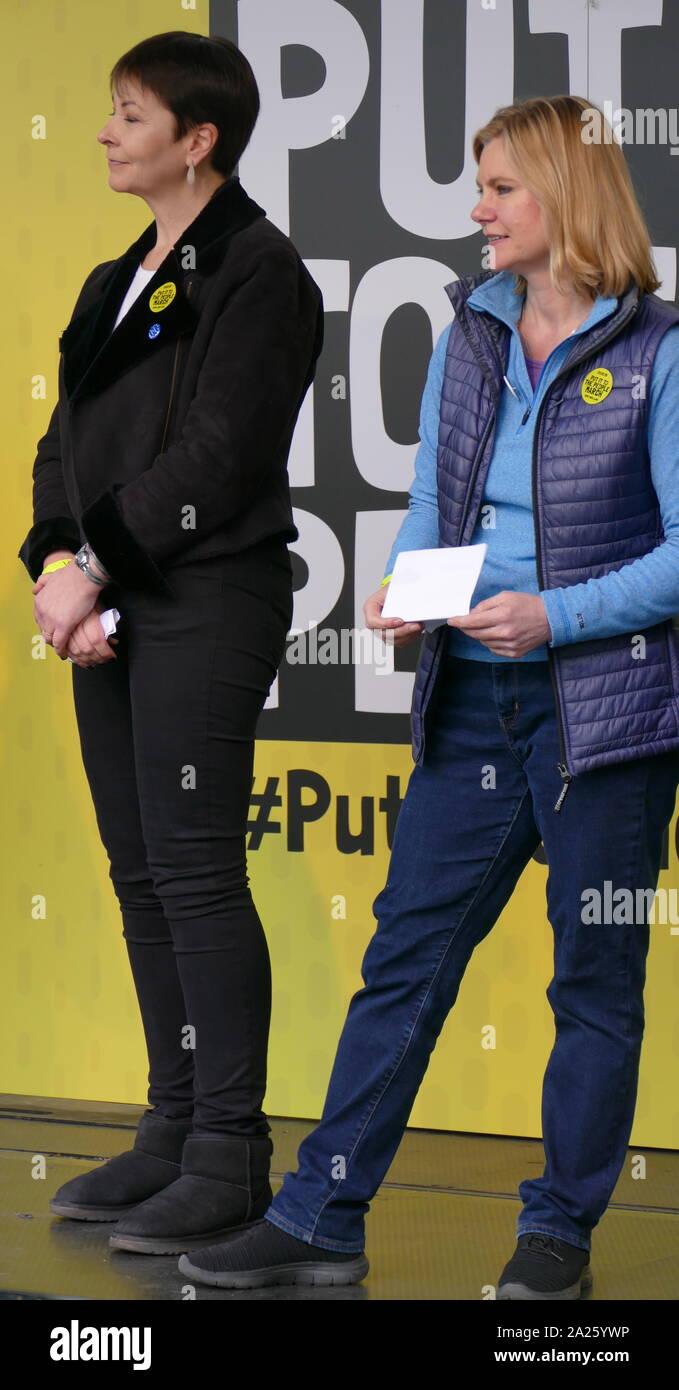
left=2, top=1095, right=678, bottom=1301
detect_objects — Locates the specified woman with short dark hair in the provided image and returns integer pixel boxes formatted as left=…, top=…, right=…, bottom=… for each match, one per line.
left=19, top=30, right=323, bottom=1255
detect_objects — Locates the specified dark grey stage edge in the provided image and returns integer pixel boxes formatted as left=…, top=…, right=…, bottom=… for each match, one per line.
left=2, top=1097, right=677, bottom=1300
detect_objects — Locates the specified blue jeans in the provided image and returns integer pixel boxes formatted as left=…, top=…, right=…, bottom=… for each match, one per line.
left=266, top=653, right=679, bottom=1253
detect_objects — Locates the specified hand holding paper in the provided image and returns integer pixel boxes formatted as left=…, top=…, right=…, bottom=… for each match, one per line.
left=381, top=545, right=487, bottom=633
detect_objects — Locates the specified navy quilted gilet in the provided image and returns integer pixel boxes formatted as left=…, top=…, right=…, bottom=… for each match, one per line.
left=410, top=270, right=679, bottom=804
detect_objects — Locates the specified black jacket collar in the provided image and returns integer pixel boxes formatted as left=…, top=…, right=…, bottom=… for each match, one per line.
left=60, top=176, right=266, bottom=401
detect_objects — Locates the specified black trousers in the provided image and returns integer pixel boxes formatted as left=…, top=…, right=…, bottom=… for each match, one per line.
left=70, top=538, right=293, bottom=1137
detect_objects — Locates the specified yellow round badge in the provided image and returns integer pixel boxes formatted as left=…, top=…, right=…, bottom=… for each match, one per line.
left=581, top=367, right=613, bottom=403
left=148, top=282, right=177, bottom=313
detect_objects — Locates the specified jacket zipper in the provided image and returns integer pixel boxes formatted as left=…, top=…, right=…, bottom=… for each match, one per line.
left=417, top=316, right=503, bottom=761
left=418, top=334, right=502, bottom=758
left=454, top=290, right=639, bottom=812
left=160, top=278, right=193, bottom=452
left=530, top=402, right=573, bottom=812
left=457, top=410, right=497, bottom=541
left=527, top=298, right=639, bottom=811
left=454, top=307, right=506, bottom=539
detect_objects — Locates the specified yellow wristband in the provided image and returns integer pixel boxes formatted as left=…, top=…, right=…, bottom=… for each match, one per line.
left=42, top=558, right=74, bottom=574
left=380, top=574, right=392, bottom=587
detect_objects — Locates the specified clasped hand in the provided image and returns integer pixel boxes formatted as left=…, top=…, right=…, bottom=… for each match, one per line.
left=32, top=566, right=118, bottom=666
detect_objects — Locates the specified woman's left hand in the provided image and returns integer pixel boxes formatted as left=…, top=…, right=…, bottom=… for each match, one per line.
left=448, top=592, right=552, bottom=657
left=32, top=563, right=103, bottom=660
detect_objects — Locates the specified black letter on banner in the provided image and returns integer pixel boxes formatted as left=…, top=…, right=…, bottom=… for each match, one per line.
left=287, top=770, right=332, bottom=852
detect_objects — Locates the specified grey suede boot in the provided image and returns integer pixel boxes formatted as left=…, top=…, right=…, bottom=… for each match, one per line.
left=49, top=1110, right=193, bottom=1221
left=109, top=1133, right=273, bottom=1253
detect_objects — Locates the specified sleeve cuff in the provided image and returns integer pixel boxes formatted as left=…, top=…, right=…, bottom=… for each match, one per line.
left=17, top=516, right=83, bottom=583
left=80, top=486, right=172, bottom=594
left=540, top=588, right=572, bottom=647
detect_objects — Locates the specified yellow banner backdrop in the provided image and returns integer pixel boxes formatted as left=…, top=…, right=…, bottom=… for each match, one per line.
left=2, top=0, right=678, bottom=1148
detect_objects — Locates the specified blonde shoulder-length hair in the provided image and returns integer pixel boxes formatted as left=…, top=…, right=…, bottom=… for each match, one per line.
left=473, top=94, right=660, bottom=299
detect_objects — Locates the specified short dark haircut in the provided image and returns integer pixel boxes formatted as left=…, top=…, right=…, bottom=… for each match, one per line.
left=109, top=30, right=260, bottom=177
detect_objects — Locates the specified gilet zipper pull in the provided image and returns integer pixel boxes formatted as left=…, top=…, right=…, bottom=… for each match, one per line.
left=554, top=762, right=572, bottom=813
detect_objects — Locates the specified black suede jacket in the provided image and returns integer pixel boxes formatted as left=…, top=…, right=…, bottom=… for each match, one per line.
left=18, top=176, right=324, bottom=595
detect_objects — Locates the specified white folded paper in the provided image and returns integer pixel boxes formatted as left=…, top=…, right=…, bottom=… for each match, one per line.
left=381, top=545, right=487, bottom=633
left=99, top=607, right=121, bottom=639
left=66, top=608, right=121, bottom=663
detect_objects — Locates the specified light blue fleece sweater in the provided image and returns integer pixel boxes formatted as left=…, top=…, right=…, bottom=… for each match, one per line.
left=383, top=271, right=679, bottom=662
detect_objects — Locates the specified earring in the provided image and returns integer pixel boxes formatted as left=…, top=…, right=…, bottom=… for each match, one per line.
left=186, top=161, right=195, bottom=185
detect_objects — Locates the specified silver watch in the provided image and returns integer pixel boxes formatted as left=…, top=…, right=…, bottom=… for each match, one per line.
left=74, top=542, right=110, bottom=586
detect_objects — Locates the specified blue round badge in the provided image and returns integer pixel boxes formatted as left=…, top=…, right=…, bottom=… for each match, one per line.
left=148, top=323, right=161, bottom=339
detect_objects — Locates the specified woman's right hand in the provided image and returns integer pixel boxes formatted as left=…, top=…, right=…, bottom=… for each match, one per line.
left=363, top=584, right=424, bottom=647
left=66, top=599, right=119, bottom=668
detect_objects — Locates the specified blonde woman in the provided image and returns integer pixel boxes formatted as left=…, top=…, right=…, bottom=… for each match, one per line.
left=179, top=95, right=679, bottom=1298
